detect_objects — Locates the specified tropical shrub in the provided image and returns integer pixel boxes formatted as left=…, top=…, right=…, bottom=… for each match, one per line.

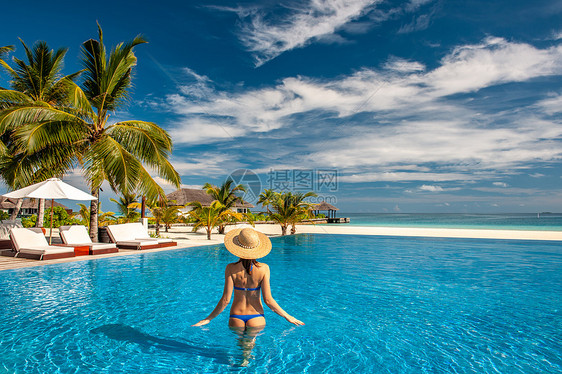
left=0, top=210, right=9, bottom=221
left=262, top=191, right=317, bottom=235
left=187, top=201, right=243, bottom=240
left=21, top=215, right=37, bottom=228
left=204, top=181, right=247, bottom=234
left=43, top=206, right=81, bottom=228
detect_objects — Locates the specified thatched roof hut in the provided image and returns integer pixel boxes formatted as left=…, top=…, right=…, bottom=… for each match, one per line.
left=310, top=201, right=339, bottom=218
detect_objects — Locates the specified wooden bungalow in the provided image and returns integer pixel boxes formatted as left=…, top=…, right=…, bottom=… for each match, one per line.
left=166, top=188, right=254, bottom=213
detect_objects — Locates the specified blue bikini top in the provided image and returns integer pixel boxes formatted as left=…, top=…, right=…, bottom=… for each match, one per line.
left=233, top=285, right=261, bottom=291
left=234, top=262, right=260, bottom=291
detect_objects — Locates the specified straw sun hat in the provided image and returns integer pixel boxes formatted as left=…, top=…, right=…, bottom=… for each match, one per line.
left=224, top=228, right=272, bottom=259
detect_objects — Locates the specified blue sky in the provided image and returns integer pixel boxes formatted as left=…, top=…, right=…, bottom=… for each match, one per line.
left=1, top=0, right=562, bottom=213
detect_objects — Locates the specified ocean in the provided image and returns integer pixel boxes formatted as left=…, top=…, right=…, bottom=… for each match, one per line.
left=332, top=213, right=562, bottom=231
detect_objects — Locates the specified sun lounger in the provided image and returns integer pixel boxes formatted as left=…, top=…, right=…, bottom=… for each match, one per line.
left=106, top=222, right=176, bottom=250
left=9, top=227, right=75, bottom=260
left=59, top=225, right=119, bottom=256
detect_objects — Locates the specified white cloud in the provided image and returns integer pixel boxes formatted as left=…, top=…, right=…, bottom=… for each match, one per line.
left=383, top=56, right=425, bottom=72
left=419, top=184, right=444, bottom=192
left=551, top=30, right=562, bottom=40
left=238, top=0, right=381, bottom=66
left=169, top=38, right=562, bottom=146
left=166, top=38, right=562, bottom=184
left=426, top=37, right=562, bottom=95
left=530, top=173, right=545, bottom=178
left=170, top=154, right=246, bottom=177
left=536, top=93, right=562, bottom=115
left=493, top=182, right=508, bottom=187
left=340, top=171, right=476, bottom=183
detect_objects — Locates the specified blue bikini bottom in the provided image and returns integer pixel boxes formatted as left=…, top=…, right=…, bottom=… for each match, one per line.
left=229, top=314, right=265, bottom=323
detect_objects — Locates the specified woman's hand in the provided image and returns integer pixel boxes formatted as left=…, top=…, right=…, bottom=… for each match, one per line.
left=192, top=319, right=210, bottom=327
left=286, top=316, right=305, bottom=326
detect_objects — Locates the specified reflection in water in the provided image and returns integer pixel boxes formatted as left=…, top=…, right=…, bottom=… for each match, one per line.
left=229, top=326, right=265, bottom=367
left=91, top=324, right=232, bottom=365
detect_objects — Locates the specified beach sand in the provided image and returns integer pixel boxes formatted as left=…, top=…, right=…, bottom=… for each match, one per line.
left=1, top=223, right=560, bottom=271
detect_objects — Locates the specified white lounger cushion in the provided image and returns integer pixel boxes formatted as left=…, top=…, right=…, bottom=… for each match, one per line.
left=107, top=223, right=161, bottom=244
left=59, top=225, right=92, bottom=244
left=87, top=243, right=118, bottom=250
left=59, top=225, right=118, bottom=251
left=17, top=247, right=74, bottom=255
left=10, top=227, right=74, bottom=255
left=115, top=240, right=160, bottom=248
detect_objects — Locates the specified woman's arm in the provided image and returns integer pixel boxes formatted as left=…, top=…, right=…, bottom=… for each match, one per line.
left=192, top=265, right=234, bottom=326
left=261, top=264, right=304, bottom=326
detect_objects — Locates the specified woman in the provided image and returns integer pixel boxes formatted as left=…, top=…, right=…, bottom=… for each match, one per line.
left=193, top=228, right=304, bottom=329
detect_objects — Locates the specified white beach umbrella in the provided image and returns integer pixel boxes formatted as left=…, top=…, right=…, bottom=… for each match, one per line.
left=3, top=178, right=96, bottom=244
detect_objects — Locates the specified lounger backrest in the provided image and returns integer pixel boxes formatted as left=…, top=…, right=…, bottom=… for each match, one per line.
left=59, top=225, right=93, bottom=244
left=10, top=227, right=48, bottom=251
left=0, top=220, right=22, bottom=240
left=107, top=222, right=150, bottom=242
left=130, top=222, right=150, bottom=239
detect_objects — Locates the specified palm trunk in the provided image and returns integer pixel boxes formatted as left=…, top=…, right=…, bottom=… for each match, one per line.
left=207, top=227, right=212, bottom=240
left=35, top=199, right=45, bottom=228
left=218, top=224, right=226, bottom=234
left=89, top=189, right=99, bottom=241
left=281, top=224, right=287, bottom=236
left=9, top=199, right=23, bottom=220
left=155, top=219, right=160, bottom=236
left=291, top=224, right=296, bottom=235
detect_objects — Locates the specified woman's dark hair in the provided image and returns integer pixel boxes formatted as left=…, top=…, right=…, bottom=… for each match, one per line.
left=237, top=258, right=260, bottom=275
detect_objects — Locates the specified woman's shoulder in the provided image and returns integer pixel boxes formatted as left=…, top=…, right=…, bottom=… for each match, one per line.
left=225, top=262, right=240, bottom=272
left=257, top=262, right=270, bottom=271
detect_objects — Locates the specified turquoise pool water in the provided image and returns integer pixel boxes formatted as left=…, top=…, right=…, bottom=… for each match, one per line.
left=1, top=234, right=561, bottom=373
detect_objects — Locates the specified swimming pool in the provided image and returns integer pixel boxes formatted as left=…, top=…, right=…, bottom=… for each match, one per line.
left=1, top=234, right=560, bottom=373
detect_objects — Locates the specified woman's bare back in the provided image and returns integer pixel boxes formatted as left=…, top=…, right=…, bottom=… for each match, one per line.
left=228, top=262, right=266, bottom=316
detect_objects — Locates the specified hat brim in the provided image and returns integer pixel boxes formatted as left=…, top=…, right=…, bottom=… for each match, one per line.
left=224, top=228, right=272, bottom=259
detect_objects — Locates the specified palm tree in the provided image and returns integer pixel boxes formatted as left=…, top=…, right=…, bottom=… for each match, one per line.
left=288, top=192, right=317, bottom=234
left=0, top=41, right=79, bottom=221
left=74, top=203, right=117, bottom=228
left=110, top=192, right=140, bottom=223
left=130, top=198, right=180, bottom=236
left=75, top=203, right=91, bottom=228
left=204, top=180, right=247, bottom=234
left=161, top=205, right=181, bottom=233
left=187, top=201, right=242, bottom=240
left=1, top=25, right=181, bottom=240
left=268, top=191, right=317, bottom=235
left=257, top=188, right=276, bottom=214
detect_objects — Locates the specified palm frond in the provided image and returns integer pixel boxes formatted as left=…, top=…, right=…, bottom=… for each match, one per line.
left=83, top=136, right=139, bottom=193
left=0, top=89, right=34, bottom=109
left=135, top=166, right=166, bottom=202
left=108, top=120, right=179, bottom=187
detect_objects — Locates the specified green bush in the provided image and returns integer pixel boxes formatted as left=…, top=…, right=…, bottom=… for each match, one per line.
left=44, top=207, right=81, bottom=228
left=0, top=210, right=9, bottom=221
left=22, top=215, right=37, bottom=228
